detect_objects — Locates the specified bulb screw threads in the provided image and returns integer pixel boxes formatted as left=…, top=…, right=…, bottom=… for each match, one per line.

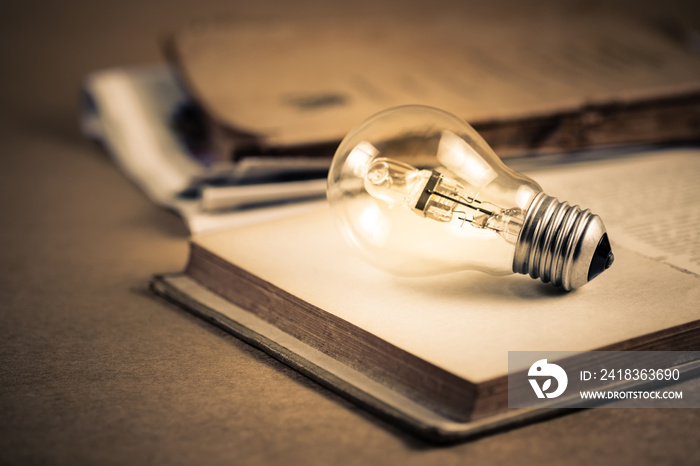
left=513, top=193, right=613, bottom=290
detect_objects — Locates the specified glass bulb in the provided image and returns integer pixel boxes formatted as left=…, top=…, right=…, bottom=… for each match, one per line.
left=327, top=105, right=614, bottom=290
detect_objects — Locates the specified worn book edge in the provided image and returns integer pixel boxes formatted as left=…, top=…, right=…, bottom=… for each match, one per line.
left=150, top=273, right=561, bottom=443
left=149, top=272, right=700, bottom=441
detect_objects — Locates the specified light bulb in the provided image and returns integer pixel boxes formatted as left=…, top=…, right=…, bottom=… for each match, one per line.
left=327, top=106, right=614, bottom=290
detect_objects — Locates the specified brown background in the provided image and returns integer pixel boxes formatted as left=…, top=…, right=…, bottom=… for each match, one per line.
left=1, top=1, right=699, bottom=465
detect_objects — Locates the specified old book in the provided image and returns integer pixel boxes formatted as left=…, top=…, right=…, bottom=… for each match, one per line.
left=152, top=149, right=700, bottom=441
left=164, top=14, right=700, bottom=160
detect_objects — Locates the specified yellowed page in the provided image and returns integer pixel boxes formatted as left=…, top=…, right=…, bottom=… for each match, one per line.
left=530, top=150, right=700, bottom=276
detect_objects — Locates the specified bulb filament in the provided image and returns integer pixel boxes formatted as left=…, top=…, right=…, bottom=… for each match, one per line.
left=364, top=158, right=523, bottom=242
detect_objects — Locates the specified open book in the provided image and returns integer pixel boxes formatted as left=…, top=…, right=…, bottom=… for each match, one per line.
left=152, top=149, right=700, bottom=441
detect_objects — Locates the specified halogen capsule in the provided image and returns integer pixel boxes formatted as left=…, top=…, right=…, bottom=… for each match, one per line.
left=364, top=158, right=522, bottom=242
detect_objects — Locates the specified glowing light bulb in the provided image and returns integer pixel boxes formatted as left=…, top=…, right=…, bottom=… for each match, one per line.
left=327, top=106, right=614, bottom=290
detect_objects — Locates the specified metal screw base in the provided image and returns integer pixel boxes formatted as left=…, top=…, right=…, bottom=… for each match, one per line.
left=513, top=193, right=610, bottom=290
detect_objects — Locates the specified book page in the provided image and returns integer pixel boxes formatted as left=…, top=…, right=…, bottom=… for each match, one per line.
left=527, top=150, right=700, bottom=276
left=193, top=150, right=700, bottom=382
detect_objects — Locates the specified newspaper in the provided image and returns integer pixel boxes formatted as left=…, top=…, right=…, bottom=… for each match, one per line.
left=81, top=66, right=327, bottom=234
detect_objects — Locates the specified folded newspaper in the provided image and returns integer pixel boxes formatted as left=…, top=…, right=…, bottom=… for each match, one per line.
left=81, top=65, right=327, bottom=234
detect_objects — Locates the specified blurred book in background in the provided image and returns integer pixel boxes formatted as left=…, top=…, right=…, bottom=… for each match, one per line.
left=82, top=12, right=700, bottom=233
left=165, top=14, right=700, bottom=160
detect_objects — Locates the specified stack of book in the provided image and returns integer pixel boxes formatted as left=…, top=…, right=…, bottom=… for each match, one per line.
left=83, top=11, right=700, bottom=441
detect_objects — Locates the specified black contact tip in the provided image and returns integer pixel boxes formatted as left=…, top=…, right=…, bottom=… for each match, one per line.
left=588, top=233, right=613, bottom=282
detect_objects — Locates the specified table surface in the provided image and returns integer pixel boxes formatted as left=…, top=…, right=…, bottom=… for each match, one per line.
left=1, top=1, right=699, bottom=465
